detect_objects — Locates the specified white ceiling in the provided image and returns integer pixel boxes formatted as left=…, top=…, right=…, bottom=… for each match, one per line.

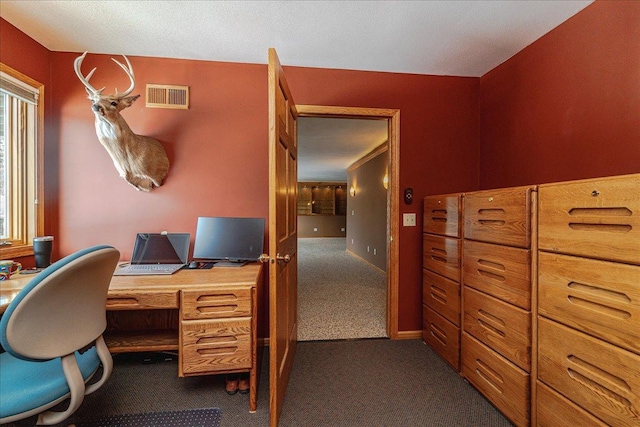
left=0, top=0, right=593, bottom=181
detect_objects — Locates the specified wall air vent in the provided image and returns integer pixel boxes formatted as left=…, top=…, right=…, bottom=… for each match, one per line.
left=146, top=84, right=189, bottom=109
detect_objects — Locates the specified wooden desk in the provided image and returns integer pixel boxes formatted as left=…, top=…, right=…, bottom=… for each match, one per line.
left=1, top=264, right=264, bottom=412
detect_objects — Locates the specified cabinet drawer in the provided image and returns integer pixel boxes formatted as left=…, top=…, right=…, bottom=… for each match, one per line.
left=539, top=252, right=640, bottom=354
left=423, top=269, right=460, bottom=326
left=538, top=174, right=640, bottom=265
left=106, top=290, right=179, bottom=310
left=423, top=305, right=460, bottom=371
left=463, top=240, right=531, bottom=310
left=180, top=318, right=251, bottom=376
left=423, top=234, right=461, bottom=282
left=536, top=381, right=607, bottom=427
left=423, top=193, right=462, bottom=237
left=461, top=333, right=530, bottom=427
left=538, top=318, right=640, bottom=427
left=464, top=186, right=534, bottom=248
left=181, top=288, right=252, bottom=320
left=463, top=287, right=530, bottom=372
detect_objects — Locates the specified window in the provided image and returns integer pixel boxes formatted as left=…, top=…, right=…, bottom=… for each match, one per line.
left=0, top=64, right=44, bottom=258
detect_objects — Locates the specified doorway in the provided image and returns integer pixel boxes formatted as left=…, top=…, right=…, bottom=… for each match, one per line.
left=296, top=105, right=400, bottom=339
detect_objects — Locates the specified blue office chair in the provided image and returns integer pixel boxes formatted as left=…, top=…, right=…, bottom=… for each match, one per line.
left=0, top=245, right=120, bottom=425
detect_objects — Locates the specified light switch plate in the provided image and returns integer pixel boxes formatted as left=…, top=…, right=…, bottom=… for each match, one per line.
left=403, top=213, right=417, bottom=227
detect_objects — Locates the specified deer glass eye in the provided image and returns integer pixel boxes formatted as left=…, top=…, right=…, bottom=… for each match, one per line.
left=111, top=101, right=118, bottom=106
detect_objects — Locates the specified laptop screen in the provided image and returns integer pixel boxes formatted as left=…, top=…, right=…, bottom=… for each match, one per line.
left=130, top=233, right=190, bottom=265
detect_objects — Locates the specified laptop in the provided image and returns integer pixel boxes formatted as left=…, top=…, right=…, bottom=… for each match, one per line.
left=113, top=232, right=190, bottom=276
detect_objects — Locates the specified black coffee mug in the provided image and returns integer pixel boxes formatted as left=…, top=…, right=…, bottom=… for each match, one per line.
left=33, top=236, right=54, bottom=268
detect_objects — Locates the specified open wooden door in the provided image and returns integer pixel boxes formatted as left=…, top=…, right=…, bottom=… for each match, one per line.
left=267, top=48, right=298, bottom=427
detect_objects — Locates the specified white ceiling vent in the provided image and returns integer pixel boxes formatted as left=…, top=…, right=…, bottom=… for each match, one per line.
left=146, top=84, right=189, bottom=109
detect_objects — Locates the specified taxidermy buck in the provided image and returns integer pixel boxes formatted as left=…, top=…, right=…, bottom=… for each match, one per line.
left=74, top=51, right=169, bottom=191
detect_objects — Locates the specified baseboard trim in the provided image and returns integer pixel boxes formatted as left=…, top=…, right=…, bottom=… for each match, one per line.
left=395, top=330, right=422, bottom=340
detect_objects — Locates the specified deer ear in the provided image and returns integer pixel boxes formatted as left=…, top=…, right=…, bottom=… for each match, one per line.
left=121, top=94, right=141, bottom=107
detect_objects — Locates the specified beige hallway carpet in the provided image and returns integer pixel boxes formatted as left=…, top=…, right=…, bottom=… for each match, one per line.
left=297, top=237, right=387, bottom=341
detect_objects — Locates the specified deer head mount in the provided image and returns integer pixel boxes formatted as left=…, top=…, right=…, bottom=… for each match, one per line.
left=74, top=51, right=169, bottom=192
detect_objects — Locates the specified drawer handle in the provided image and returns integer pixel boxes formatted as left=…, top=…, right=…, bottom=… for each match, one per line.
left=430, top=209, right=448, bottom=223
left=430, top=285, right=447, bottom=304
left=567, top=282, right=631, bottom=303
left=477, top=309, right=506, bottom=337
left=429, top=323, right=447, bottom=345
left=477, top=269, right=506, bottom=282
left=477, top=259, right=506, bottom=271
left=567, top=296, right=631, bottom=320
left=475, top=359, right=504, bottom=393
left=430, top=247, right=447, bottom=255
left=197, top=294, right=239, bottom=302
left=477, top=219, right=506, bottom=227
left=568, top=207, right=632, bottom=216
left=197, top=346, right=239, bottom=356
left=431, top=255, right=448, bottom=264
left=568, top=223, right=632, bottom=233
left=567, top=355, right=632, bottom=407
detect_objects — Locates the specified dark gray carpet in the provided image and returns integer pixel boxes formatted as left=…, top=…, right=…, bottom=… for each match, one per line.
left=298, top=238, right=387, bottom=341
left=16, top=339, right=512, bottom=427
left=73, top=407, right=221, bottom=427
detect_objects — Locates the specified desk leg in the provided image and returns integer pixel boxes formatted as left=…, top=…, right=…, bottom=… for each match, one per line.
left=249, top=286, right=258, bottom=413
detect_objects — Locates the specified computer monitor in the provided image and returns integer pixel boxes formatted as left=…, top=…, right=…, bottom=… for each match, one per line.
left=193, top=217, right=265, bottom=267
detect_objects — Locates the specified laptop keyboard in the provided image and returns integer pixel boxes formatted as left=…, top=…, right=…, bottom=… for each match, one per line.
left=121, top=264, right=183, bottom=272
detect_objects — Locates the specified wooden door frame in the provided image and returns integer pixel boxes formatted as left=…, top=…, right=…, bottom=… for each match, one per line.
left=296, top=105, right=400, bottom=339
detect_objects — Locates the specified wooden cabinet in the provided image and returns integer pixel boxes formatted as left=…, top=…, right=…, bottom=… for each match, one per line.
left=536, top=173, right=640, bottom=427
left=106, top=266, right=262, bottom=412
left=462, top=185, right=536, bottom=426
left=297, top=182, right=347, bottom=216
left=422, top=193, right=462, bottom=371
left=179, top=288, right=253, bottom=376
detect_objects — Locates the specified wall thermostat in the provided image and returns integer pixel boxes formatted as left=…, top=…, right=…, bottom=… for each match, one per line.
left=404, top=188, right=413, bottom=204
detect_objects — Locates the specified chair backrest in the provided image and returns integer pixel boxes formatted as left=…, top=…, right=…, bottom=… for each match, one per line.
left=0, top=245, right=120, bottom=361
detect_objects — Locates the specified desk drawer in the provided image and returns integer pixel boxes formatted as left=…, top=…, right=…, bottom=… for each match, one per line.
left=181, top=289, right=252, bottom=320
left=423, top=269, right=460, bottom=326
left=538, top=174, right=640, bottom=265
left=536, top=381, right=607, bottom=427
left=538, top=252, right=640, bottom=354
left=462, top=333, right=530, bottom=427
left=423, top=234, right=461, bottom=282
left=180, top=318, right=251, bottom=376
left=463, top=240, right=531, bottom=310
left=538, top=318, right=640, bottom=427
left=423, top=194, right=462, bottom=237
left=463, top=287, right=530, bottom=372
left=106, top=291, right=179, bottom=310
left=423, top=305, right=460, bottom=371
left=464, top=186, right=534, bottom=249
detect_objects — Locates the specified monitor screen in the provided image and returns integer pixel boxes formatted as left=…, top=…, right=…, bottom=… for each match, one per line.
left=193, top=217, right=265, bottom=263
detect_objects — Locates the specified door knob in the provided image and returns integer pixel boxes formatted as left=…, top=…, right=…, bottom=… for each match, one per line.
left=258, top=253, right=291, bottom=263
left=276, top=253, right=291, bottom=263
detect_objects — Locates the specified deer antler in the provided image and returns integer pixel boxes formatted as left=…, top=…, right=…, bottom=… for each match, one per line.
left=110, top=55, right=135, bottom=96
left=74, top=51, right=135, bottom=97
left=74, top=51, right=103, bottom=96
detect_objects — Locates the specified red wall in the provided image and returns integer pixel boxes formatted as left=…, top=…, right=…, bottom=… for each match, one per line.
left=49, top=53, right=270, bottom=259
left=479, top=0, right=640, bottom=189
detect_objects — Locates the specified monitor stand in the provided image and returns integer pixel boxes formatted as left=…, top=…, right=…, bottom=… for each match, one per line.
left=213, top=260, right=247, bottom=268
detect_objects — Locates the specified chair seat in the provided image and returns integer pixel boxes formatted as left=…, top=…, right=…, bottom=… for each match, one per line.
left=0, top=347, right=100, bottom=418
